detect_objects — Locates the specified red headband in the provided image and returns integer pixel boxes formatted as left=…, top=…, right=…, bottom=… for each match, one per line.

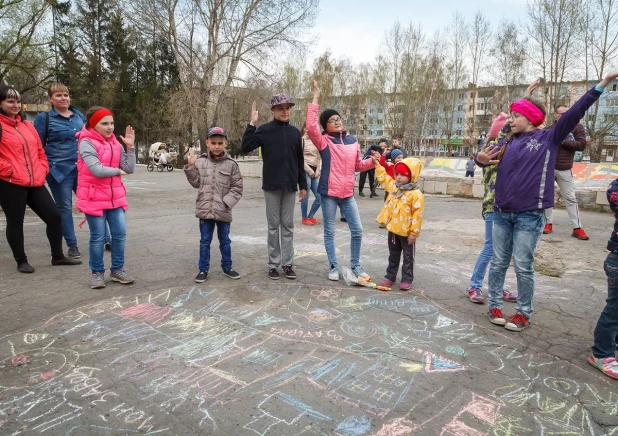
left=89, top=108, right=113, bottom=129
left=510, top=100, right=545, bottom=127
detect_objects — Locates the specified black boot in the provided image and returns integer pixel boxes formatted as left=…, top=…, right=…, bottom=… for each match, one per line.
left=51, top=255, right=82, bottom=266
left=17, top=262, right=35, bottom=273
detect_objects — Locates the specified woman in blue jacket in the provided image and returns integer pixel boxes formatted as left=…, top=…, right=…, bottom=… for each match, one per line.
left=476, top=70, right=618, bottom=332
left=34, top=83, right=86, bottom=259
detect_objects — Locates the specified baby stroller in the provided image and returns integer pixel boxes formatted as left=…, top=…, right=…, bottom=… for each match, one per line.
left=147, top=142, right=175, bottom=172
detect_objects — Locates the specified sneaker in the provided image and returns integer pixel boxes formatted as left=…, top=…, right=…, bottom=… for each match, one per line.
left=17, top=262, right=35, bottom=273
left=283, top=265, right=296, bottom=279
left=105, top=243, right=112, bottom=251
left=572, top=228, right=590, bottom=240
left=328, top=266, right=339, bottom=281
left=502, top=289, right=518, bottom=302
left=587, top=355, right=618, bottom=380
left=90, top=272, right=105, bottom=289
left=195, top=271, right=208, bottom=283
left=302, top=218, right=314, bottom=225
left=400, top=282, right=411, bottom=291
left=352, top=266, right=370, bottom=280
left=51, top=256, right=82, bottom=266
left=543, top=223, right=552, bottom=234
left=67, top=246, right=81, bottom=259
left=380, top=279, right=394, bottom=287
left=269, top=268, right=280, bottom=280
left=359, top=192, right=365, bottom=197
left=488, top=308, right=507, bottom=326
left=223, top=269, right=240, bottom=279
left=467, top=287, right=485, bottom=304
left=110, top=268, right=135, bottom=284
left=309, top=218, right=321, bottom=225
left=505, top=313, right=530, bottom=332
left=340, top=217, right=347, bottom=222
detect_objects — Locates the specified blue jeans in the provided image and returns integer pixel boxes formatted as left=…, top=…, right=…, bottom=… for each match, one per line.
left=199, top=219, right=232, bottom=272
left=469, top=213, right=495, bottom=289
left=488, top=210, right=544, bottom=319
left=321, top=195, right=362, bottom=269
left=85, top=208, right=127, bottom=273
left=301, top=173, right=321, bottom=219
left=592, top=253, right=618, bottom=358
left=47, top=169, right=78, bottom=247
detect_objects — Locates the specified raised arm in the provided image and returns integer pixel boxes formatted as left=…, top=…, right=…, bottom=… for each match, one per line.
left=241, top=101, right=263, bottom=153
left=549, top=70, right=618, bottom=146
left=306, top=82, right=328, bottom=151
left=184, top=148, right=200, bottom=188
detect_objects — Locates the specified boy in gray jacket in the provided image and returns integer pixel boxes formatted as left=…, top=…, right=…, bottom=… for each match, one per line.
left=185, top=127, right=243, bottom=282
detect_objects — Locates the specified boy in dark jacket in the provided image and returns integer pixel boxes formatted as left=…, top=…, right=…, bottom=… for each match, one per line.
left=185, top=127, right=243, bottom=283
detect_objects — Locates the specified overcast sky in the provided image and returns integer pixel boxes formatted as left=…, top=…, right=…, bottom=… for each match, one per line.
left=306, top=0, right=529, bottom=65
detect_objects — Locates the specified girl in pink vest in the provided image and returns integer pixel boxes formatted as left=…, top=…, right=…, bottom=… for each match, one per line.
left=76, top=106, right=136, bottom=289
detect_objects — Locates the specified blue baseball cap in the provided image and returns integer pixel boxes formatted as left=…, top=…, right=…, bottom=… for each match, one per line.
left=207, top=127, right=227, bottom=138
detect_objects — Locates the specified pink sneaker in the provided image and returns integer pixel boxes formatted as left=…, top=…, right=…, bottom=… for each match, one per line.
left=380, top=279, right=394, bottom=287
left=399, top=282, right=411, bottom=291
left=502, top=289, right=517, bottom=302
left=467, top=287, right=484, bottom=304
left=588, top=354, right=618, bottom=380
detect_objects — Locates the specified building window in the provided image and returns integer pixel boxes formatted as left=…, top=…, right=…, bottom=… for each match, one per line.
left=606, top=98, right=618, bottom=107
left=378, top=107, right=384, bottom=113
left=458, top=92, right=465, bottom=99
left=457, top=105, right=463, bottom=111
left=370, top=109, right=375, bottom=114
left=604, top=114, right=618, bottom=122
left=377, top=119, right=384, bottom=125
left=468, top=105, right=473, bottom=111
left=612, top=84, right=617, bottom=92
left=456, top=130, right=462, bottom=136
left=456, top=117, right=463, bottom=124
left=377, top=130, right=384, bottom=136
left=429, top=129, right=437, bottom=136
left=429, top=117, right=438, bottom=124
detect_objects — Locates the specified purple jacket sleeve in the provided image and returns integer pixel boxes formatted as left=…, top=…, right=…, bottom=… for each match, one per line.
left=548, top=87, right=601, bottom=147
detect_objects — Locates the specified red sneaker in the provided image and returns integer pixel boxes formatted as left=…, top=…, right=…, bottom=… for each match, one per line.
left=302, top=218, right=314, bottom=225
left=505, top=313, right=530, bottom=332
left=543, top=223, right=552, bottom=234
left=309, top=218, right=321, bottom=225
left=488, top=308, right=506, bottom=326
left=572, top=228, right=589, bottom=240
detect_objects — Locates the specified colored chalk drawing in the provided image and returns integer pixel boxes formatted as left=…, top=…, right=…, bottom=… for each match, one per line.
left=0, top=273, right=616, bottom=434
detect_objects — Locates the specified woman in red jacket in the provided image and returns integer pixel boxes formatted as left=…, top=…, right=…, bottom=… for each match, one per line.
left=0, top=85, right=81, bottom=273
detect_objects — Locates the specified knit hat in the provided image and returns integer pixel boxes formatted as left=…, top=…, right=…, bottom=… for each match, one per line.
left=319, top=109, right=340, bottom=131
left=391, top=148, right=403, bottom=160
left=395, top=162, right=411, bottom=180
left=489, top=113, right=508, bottom=139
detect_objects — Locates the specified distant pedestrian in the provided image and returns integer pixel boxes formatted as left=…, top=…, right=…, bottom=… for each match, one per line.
left=386, top=134, right=407, bottom=160
left=373, top=155, right=424, bottom=291
left=76, top=106, right=136, bottom=289
left=241, top=95, right=307, bottom=280
left=542, top=104, right=589, bottom=240
left=465, top=155, right=476, bottom=177
left=34, top=83, right=86, bottom=260
left=359, top=143, right=382, bottom=198
left=306, top=81, right=375, bottom=281
left=185, top=127, right=243, bottom=283
left=0, top=85, right=81, bottom=273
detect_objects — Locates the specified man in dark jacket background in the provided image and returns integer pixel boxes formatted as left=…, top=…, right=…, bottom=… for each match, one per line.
left=241, top=94, right=307, bottom=280
left=543, top=104, right=589, bottom=240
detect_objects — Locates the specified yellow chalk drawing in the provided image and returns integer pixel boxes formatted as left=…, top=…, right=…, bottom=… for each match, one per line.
left=399, top=362, right=422, bottom=372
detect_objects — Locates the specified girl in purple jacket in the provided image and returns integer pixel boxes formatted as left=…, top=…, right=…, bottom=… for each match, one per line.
left=476, top=70, right=618, bottom=332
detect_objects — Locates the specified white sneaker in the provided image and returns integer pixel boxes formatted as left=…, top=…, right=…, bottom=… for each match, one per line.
left=328, top=266, right=339, bottom=281
left=352, top=266, right=370, bottom=280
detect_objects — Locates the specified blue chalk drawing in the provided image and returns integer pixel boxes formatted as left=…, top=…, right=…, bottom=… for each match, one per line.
left=336, top=415, right=372, bottom=435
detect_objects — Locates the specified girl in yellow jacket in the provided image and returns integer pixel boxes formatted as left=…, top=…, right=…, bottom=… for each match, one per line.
left=371, top=155, right=424, bottom=290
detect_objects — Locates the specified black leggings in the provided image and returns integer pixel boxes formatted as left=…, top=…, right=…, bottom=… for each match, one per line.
left=359, top=168, right=375, bottom=193
left=0, top=179, right=64, bottom=264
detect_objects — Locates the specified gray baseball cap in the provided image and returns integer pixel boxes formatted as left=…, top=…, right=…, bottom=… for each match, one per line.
left=270, top=93, right=295, bottom=108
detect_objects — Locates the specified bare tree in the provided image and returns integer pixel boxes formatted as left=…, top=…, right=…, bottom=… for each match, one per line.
left=527, top=0, right=584, bottom=109
left=489, top=20, right=527, bottom=108
left=131, top=0, right=317, bottom=151
left=581, top=0, right=618, bottom=162
left=467, top=10, right=492, bottom=139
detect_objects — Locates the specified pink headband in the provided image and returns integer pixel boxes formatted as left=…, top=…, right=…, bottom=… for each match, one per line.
left=510, top=100, right=545, bottom=127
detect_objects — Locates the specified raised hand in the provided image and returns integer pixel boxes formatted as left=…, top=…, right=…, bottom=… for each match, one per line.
left=476, top=144, right=501, bottom=165
left=524, top=78, right=541, bottom=97
left=312, top=80, right=320, bottom=104
left=250, top=101, right=259, bottom=126
left=119, top=125, right=135, bottom=148
left=187, top=147, right=197, bottom=167
left=600, top=70, right=618, bottom=88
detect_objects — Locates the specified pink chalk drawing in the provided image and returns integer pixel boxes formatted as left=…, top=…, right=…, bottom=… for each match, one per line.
left=10, top=354, right=27, bottom=366
left=440, top=394, right=501, bottom=436
left=41, top=371, right=56, bottom=380
left=119, top=302, right=172, bottom=325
